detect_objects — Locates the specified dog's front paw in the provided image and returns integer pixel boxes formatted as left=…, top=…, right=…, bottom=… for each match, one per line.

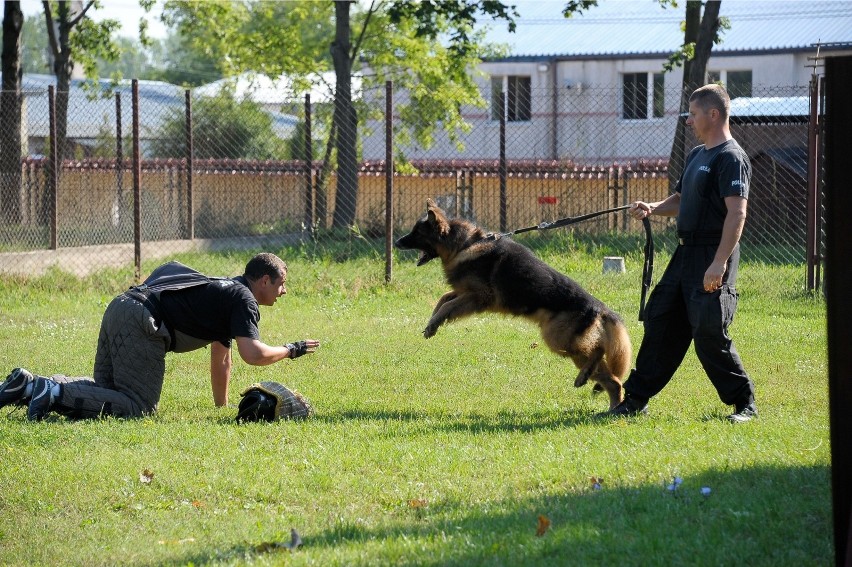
left=423, top=325, right=437, bottom=339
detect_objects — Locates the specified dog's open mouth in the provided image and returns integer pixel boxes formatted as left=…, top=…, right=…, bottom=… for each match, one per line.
left=416, top=251, right=437, bottom=266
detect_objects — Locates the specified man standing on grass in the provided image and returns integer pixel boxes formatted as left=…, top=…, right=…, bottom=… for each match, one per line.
left=0, top=252, right=319, bottom=420
left=603, top=83, right=757, bottom=423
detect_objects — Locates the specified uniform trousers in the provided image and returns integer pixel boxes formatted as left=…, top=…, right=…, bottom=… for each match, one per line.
left=51, top=293, right=171, bottom=418
left=623, top=242, right=755, bottom=406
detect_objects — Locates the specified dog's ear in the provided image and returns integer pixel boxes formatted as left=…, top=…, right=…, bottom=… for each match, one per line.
left=426, top=200, right=450, bottom=237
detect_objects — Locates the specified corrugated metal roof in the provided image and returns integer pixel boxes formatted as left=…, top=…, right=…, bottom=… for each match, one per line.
left=762, top=147, right=808, bottom=178
left=729, top=96, right=810, bottom=117
left=481, top=0, right=852, bottom=59
left=9, top=73, right=298, bottom=141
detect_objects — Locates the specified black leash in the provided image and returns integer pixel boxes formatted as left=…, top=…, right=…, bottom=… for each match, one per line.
left=638, top=216, right=654, bottom=321
left=495, top=204, right=654, bottom=321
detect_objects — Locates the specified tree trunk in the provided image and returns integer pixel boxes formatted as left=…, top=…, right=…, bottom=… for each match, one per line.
left=53, top=0, right=74, bottom=160
left=330, top=0, right=358, bottom=229
left=667, top=0, right=722, bottom=191
left=1, top=0, right=24, bottom=224
left=315, top=118, right=336, bottom=229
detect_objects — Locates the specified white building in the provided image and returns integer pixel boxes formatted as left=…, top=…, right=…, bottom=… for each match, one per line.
left=366, top=0, right=852, bottom=163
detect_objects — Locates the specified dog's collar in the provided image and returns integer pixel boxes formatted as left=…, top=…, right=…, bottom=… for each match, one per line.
left=483, top=232, right=503, bottom=242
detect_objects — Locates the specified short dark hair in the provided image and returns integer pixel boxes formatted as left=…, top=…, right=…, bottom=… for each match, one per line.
left=689, top=83, right=731, bottom=120
left=244, top=252, right=287, bottom=283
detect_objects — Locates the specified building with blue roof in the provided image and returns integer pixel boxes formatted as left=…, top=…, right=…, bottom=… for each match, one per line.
left=6, top=73, right=298, bottom=158
left=366, top=0, right=852, bottom=163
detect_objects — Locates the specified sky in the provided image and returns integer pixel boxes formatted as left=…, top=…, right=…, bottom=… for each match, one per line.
left=20, top=0, right=168, bottom=40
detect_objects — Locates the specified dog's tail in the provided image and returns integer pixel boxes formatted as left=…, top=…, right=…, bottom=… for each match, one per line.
left=602, top=313, right=632, bottom=380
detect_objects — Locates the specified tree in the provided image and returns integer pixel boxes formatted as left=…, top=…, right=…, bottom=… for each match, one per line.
left=664, top=0, right=726, bottom=190
left=40, top=0, right=122, bottom=158
left=143, top=31, right=222, bottom=87
left=330, top=0, right=356, bottom=229
left=563, top=0, right=726, bottom=189
left=21, top=13, right=50, bottom=73
left=1, top=0, right=24, bottom=223
left=160, top=0, right=517, bottom=229
left=95, top=36, right=156, bottom=81
left=148, top=90, right=290, bottom=160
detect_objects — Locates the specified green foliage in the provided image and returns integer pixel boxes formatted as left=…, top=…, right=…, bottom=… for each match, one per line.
left=145, top=32, right=224, bottom=87
left=561, top=0, right=602, bottom=17
left=385, top=0, right=519, bottom=58
left=156, top=1, right=515, bottom=162
left=93, top=36, right=156, bottom=81
left=161, top=0, right=333, bottom=79
left=20, top=15, right=51, bottom=74
left=661, top=1, right=731, bottom=73
left=59, top=2, right=123, bottom=86
left=0, top=252, right=830, bottom=565
left=147, top=90, right=291, bottom=159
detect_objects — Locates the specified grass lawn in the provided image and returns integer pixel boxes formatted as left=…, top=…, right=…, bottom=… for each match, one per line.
left=0, top=248, right=829, bottom=566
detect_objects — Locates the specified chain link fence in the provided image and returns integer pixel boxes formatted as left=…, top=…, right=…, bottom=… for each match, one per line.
left=0, top=78, right=825, bottom=297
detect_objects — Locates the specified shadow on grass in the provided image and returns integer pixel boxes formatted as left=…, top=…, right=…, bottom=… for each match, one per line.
left=148, top=463, right=831, bottom=567
left=208, top=399, right=625, bottom=431
left=312, top=407, right=603, bottom=433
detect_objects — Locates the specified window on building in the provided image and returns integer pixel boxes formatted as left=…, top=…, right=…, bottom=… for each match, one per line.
left=653, top=73, right=666, bottom=118
left=490, top=75, right=532, bottom=122
left=623, top=73, right=648, bottom=119
left=727, top=70, right=752, bottom=98
left=707, top=70, right=752, bottom=99
left=623, top=72, right=665, bottom=119
left=490, top=77, right=503, bottom=121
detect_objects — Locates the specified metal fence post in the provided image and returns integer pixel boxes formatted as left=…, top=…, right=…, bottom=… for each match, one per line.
left=47, top=85, right=58, bottom=250
left=115, top=92, right=124, bottom=234
left=185, top=89, right=194, bottom=240
left=806, top=68, right=821, bottom=291
left=385, top=81, right=394, bottom=284
left=304, top=93, right=314, bottom=233
left=132, top=79, right=141, bottom=280
left=500, top=91, right=507, bottom=233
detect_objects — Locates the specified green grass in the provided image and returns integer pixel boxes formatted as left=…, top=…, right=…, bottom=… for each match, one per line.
left=0, top=248, right=829, bottom=566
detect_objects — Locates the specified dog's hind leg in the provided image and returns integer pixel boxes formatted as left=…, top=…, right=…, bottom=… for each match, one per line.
left=569, top=353, right=623, bottom=409
left=570, top=351, right=603, bottom=388
left=591, top=361, right=624, bottom=409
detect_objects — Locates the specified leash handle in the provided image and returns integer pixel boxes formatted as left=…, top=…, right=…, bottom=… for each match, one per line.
left=638, top=216, right=654, bottom=321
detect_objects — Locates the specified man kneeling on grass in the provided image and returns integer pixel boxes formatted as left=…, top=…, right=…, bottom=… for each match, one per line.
left=0, top=252, right=319, bottom=420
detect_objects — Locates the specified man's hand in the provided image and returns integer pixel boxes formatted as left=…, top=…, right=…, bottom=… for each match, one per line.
left=285, top=339, right=320, bottom=359
left=629, top=201, right=653, bottom=220
left=703, top=260, right=727, bottom=292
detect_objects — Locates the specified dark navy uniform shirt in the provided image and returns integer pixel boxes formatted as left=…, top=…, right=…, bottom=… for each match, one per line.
left=158, top=275, right=261, bottom=349
left=675, top=139, right=751, bottom=234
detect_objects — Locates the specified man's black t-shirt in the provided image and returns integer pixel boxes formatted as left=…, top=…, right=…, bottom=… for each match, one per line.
left=158, top=276, right=260, bottom=350
left=675, top=139, right=751, bottom=234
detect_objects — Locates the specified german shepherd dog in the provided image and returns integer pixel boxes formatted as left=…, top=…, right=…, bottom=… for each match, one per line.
left=395, top=199, right=632, bottom=409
